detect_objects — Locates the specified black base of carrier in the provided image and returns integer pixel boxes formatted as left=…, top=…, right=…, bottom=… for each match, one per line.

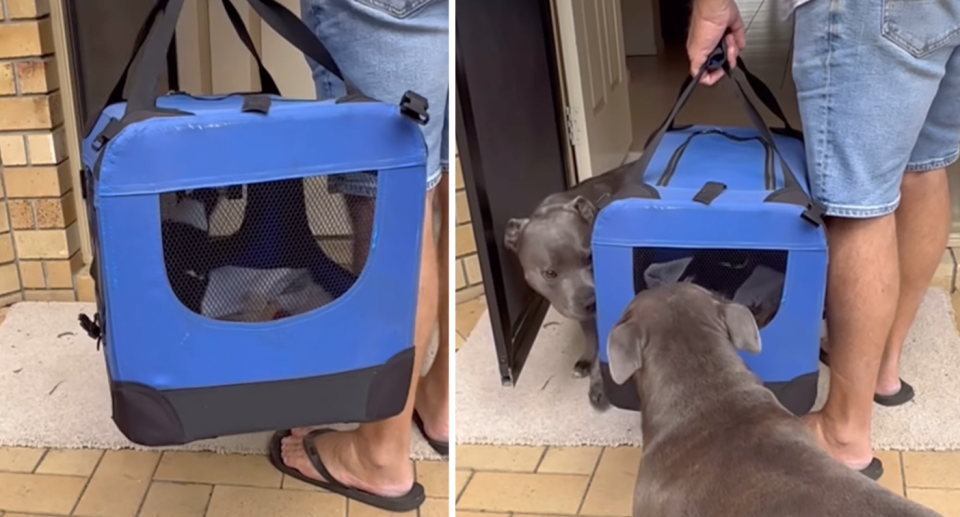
left=110, top=348, right=415, bottom=447
left=599, top=364, right=819, bottom=417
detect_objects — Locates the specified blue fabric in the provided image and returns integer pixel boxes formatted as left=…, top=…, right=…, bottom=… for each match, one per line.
left=82, top=94, right=426, bottom=390
left=593, top=125, right=827, bottom=383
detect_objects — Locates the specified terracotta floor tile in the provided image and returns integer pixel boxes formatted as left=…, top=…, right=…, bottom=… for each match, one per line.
left=281, top=474, right=327, bottom=492
left=907, top=488, right=960, bottom=516
left=454, top=470, right=472, bottom=499
left=537, top=447, right=602, bottom=476
left=419, top=497, right=450, bottom=517
left=73, top=450, right=161, bottom=517
left=35, top=449, right=103, bottom=477
left=347, top=500, right=416, bottom=517
left=417, top=460, right=449, bottom=498
left=455, top=299, right=486, bottom=337
left=456, top=445, right=544, bottom=472
left=0, top=447, right=46, bottom=473
left=0, top=472, right=87, bottom=515
left=204, top=485, right=345, bottom=517
left=454, top=513, right=508, bottom=517
left=137, top=482, right=212, bottom=517
left=579, top=447, right=643, bottom=517
left=873, top=450, right=905, bottom=496
left=456, top=472, right=589, bottom=515
left=153, top=451, right=281, bottom=488
left=903, top=452, right=960, bottom=489
left=455, top=332, right=465, bottom=351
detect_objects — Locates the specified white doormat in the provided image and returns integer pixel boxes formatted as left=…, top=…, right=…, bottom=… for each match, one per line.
left=456, top=288, right=960, bottom=451
left=0, top=302, right=441, bottom=460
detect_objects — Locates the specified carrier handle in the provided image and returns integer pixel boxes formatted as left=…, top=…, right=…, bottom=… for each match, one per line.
left=663, top=57, right=801, bottom=140
left=623, top=40, right=824, bottom=226
left=656, top=129, right=775, bottom=190
left=122, top=0, right=362, bottom=118
left=85, top=0, right=320, bottom=139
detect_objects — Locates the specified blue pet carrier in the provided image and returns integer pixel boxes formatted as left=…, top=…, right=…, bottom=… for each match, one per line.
left=77, top=0, right=429, bottom=446
left=593, top=45, right=828, bottom=416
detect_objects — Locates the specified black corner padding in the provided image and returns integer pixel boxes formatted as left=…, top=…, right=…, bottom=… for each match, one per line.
left=111, top=382, right=187, bottom=446
left=365, top=347, right=416, bottom=420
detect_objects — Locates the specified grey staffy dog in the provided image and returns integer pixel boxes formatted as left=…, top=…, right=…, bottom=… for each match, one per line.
left=504, top=162, right=630, bottom=410
left=607, top=282, right=943, bottom=517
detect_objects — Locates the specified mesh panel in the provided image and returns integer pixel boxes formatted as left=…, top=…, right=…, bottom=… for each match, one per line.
left=632, top=247, right=788, bottom=328
left=160, top=173, right=375, bottom=322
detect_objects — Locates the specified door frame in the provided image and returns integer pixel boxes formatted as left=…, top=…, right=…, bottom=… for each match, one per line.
left=456, top=0, right=573, bottom=386
left=52, top=0, right=181, bottom=266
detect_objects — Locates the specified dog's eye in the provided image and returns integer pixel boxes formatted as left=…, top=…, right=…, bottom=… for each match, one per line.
left=543, top=270, right=558, bottom=279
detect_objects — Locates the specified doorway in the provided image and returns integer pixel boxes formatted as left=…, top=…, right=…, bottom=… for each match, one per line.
left=62, top=0, right=180, bottom=134
left=457, top=0, right=960, bottom=387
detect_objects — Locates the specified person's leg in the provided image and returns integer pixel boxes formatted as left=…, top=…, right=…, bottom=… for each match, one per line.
left=876, top=169, right=950, bottom=396
left=415, top=150, right=449, bottom=442
left=878, top=46, right=960, bottom=396
left=281, top=189, right=438, bottom=496
left=791, top=0, right=959, bottom=473
left=280, top=0, right=449, bottom=497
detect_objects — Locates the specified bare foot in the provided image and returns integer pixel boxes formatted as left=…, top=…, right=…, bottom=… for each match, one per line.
left=414, top=375, right=449, bottom=442
left=801, top=412, right=874, bottom=471
left=281, top=428, right=414, bottom=498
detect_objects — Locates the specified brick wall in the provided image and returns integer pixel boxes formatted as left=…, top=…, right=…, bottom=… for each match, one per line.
left=454, top=150, right=484, bottom=301
left=0, top=0, right=83, bottom=304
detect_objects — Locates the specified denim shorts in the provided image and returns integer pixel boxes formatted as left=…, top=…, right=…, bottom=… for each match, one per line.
left=300, top=0, right=449, bottom=197
left=792, top=0, right=960, bottom=218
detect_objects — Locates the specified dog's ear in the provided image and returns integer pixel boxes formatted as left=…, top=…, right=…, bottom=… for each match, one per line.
left=607, top=319, right=643, bottom=385
left=722, top=302, right=761, bottom=355
left=504, top=218, right=529, bottom=252
left=566, top=196, right=598, bottom=223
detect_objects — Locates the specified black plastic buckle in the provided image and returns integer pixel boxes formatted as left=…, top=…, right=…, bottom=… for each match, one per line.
left=400, top=90, right=429, bottom=125
left=801, top=201, right=826, bottom=227
left=92, top=118, right=123, bottom=152
left=78, top=313, right=103, bottom=350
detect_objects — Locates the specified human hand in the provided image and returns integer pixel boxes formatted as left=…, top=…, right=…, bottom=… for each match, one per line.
left=687, top=0, right=747, bottom=85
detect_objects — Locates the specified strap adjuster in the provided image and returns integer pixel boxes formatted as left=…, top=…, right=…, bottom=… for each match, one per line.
left=92, top=118, right=123, bottom=152
left=78, top=313, right=103, bottom=351
left=400, top=90, right=429, bottom=125
left=801, top=201, right=826, bottom=227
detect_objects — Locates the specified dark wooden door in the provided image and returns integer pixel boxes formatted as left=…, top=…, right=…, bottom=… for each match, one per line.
left=62, top=0, right=179, bottom=134
left=455, top=0, right=571, bottom=386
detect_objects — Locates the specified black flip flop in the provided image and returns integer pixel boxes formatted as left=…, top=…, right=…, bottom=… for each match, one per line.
left=413, top=410, right=448, bottom=457
left=818, top=349, right=915, bottom=406
left=859, top=457, right=884, bottom=480
left=268, top=429, right=425, bottom=513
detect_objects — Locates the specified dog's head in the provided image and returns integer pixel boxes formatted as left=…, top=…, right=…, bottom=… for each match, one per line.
left=606, top=283, right=761, bottom=385
left=504, top=196, right=598, bottom=321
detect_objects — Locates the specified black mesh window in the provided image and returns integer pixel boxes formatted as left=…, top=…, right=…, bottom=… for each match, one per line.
left=632, top=248, right=788, bottom=328
left=159, top=173, right=376, bottom=322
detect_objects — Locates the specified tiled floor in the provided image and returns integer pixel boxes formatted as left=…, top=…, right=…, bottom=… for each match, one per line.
left=0, top=447, right=449, bottom=517
left=453, top=291, right=960, bottom=517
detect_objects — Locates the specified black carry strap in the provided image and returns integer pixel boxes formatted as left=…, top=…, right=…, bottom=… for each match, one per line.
left=665, top=57, right=800, bottom=139
left=220, top=0, right=281, bottom=96
left=123, top=0, right=363, bottom=117
left=89, top=0, right=368, bottom=145
left=621, top=40, right=824, bottom=227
